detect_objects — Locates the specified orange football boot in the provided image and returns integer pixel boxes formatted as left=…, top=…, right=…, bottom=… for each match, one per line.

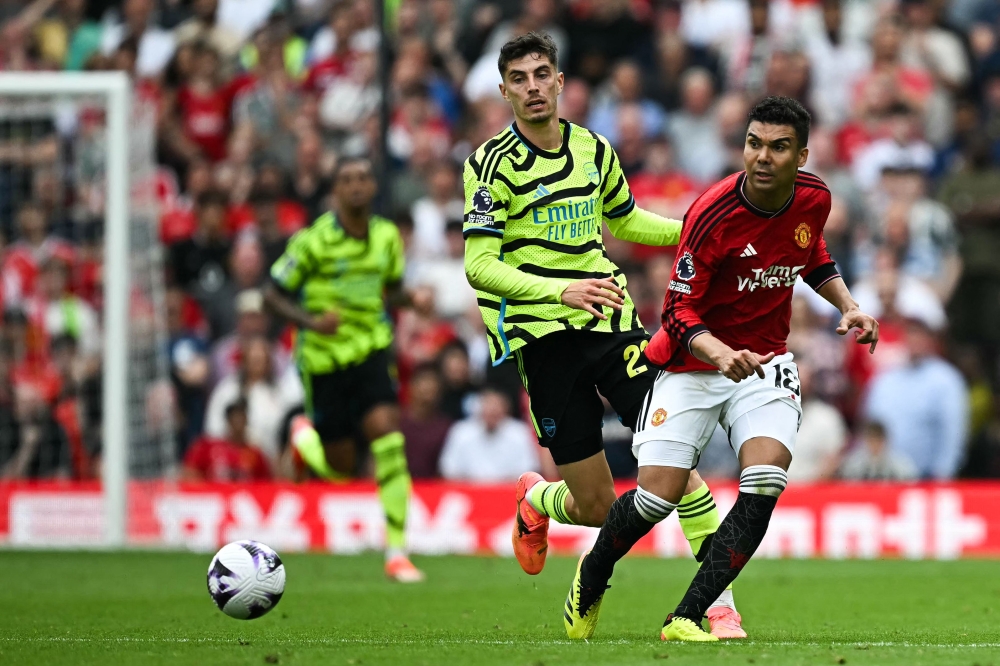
left=512, top=472, right=549, bottom=575
left=385, top=555, right=425, bottom=583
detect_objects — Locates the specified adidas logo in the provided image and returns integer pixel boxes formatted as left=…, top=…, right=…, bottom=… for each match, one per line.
left=532, top=183, right=551, bottom=200
left=740, top=243, right=758, bottom=258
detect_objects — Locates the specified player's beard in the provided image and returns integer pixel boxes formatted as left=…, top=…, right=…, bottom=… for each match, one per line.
left=519, top=97, right=556, bottom=125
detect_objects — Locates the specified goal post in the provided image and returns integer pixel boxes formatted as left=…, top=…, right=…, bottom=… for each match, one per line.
left=0, top=72, right=148, bottom=548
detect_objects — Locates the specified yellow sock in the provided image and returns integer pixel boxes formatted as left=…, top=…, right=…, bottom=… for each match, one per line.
left=678, top=481, right=732, bottom=592
left=528, top=480, right=576, bottom=525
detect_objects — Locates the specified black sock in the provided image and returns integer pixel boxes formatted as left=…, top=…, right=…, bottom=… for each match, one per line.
left=581, top=489, right=656, bottom=587
left=673, top=491, right=778, bottom=622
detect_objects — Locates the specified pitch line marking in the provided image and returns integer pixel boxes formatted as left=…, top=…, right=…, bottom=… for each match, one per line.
left=3, top=637, right=1000, bottom=649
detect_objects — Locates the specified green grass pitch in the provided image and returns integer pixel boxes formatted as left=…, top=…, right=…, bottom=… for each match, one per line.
left=2, top=552, right=999, bottom=665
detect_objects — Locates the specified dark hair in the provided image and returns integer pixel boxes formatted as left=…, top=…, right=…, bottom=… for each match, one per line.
left=886, top=101, right=915, bottom=117
left=498, top=32, right=558, bottom=78
left=746, top=96, right=812, bottom=148
left=331, top=156, right=374, bottom=186
left=225, top=398, right=248, bottom=420
left=863, top=421, right=887, bottom=438
left=196, top=190, right=229, bottom=209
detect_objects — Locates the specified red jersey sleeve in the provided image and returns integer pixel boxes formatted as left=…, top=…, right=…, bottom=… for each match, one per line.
left=799, top=193, right=842, bottom=291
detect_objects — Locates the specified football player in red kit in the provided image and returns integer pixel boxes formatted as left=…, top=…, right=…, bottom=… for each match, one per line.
left=561, top=96, right=879, bottom=641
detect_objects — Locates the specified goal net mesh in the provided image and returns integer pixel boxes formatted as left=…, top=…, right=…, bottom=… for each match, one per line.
left=0, top=90, right=174, bottom=531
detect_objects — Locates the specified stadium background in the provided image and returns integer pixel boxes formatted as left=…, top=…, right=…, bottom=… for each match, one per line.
left=1, top=0, right=1000, bottom=557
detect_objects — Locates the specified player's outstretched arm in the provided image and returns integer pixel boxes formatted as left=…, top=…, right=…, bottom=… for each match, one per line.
left=605, top=206, right=683, bottom=247
left=689, top=333, right=775, bottom=383
left=815, top=277, right=879, bottom=354
left=464, top=235, right=623, bottom=319
left=262, top=282, right=339, bottom=335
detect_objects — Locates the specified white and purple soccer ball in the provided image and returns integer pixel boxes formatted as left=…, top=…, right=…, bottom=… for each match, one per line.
left=207, top=540, right=286, bottom=619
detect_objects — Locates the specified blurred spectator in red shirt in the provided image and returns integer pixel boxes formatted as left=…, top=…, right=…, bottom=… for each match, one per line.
left=2, top=203, right=74, bottom=308
left=303, top=1, right=357, bottom=94
left=26, top=255, right=102, bottom=381
left=629, top=137, right=700, bottom=261
left=183, top=398, right=271, bottom=481
left=160, top=159, right=215, bottom=245
left=395, top=286, right=456, bottom=401
left=175, top=43, right=232, bottom=162
left=401, top=364, right=453, bottom=478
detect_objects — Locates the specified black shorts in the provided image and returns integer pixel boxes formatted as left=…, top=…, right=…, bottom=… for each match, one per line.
left=513, top=329, right=655, bottom=466
left=302, top=350, right=397, bottom=442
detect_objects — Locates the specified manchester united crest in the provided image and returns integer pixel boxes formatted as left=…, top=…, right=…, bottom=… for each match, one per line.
left=651, top=408, right=668, bottom=427
left=793, top=222, right=812, bottom=248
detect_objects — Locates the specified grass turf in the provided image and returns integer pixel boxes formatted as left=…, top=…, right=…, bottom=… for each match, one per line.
left=1, top=552, right=999, bottom=665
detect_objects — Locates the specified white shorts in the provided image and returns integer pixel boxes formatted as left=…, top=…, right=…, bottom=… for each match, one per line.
left=632, top=352, right=803, bottom=469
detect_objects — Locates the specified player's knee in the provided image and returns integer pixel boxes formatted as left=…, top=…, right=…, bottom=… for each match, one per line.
left=738, top=464, right=788, bottom=499
left=633, top=486, right=677, bottom=524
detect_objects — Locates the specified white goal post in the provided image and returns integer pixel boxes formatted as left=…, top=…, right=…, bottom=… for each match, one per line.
left=0, top=72, right=131, bottom=547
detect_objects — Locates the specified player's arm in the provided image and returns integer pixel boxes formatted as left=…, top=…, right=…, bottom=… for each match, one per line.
left=804, top=232, right=879, bottom=354
left=601, top=142, right=682, bottom=246
left=605, top=206, right=683, bottom=246
left=462, top=161, right=623, bottom=319
left=465, top=235, right=623, bottom=319
left=262, top=282, right=339, bottom=335
left=264, top=231, right=339, bottom=335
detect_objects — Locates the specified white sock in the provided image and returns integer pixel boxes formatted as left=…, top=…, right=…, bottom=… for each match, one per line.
left=708, top=588, right=736, bottom=611
left=386, top=547, right=406, bottom=561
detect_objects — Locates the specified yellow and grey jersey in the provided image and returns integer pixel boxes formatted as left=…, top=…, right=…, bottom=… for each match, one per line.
left=462, top=119, right=640, bottom=364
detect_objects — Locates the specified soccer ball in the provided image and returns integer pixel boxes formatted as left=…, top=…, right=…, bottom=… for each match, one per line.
left=207, top=540, right=286, bottom=619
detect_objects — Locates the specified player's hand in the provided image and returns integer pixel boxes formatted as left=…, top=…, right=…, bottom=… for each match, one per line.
left=560, top=278, right=624, bottom=321
left=836, top=307, right=879, bottom=354
left=716, top=349, right=775, bottom=383
left=310, top=311, right=340, bottom=335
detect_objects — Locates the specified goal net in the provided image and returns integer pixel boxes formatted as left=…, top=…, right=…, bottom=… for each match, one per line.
left=0, top=73, right=173, bottom=547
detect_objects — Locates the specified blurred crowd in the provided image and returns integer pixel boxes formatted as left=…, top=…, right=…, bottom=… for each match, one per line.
left=1, top=0, right=1000, bottom=485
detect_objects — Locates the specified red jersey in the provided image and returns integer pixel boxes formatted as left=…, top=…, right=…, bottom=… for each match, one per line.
left=646, top=171, right=840, bottom=372
left=177, top=85, right=231, bottom=162
left=183, top=437, right=271, bottom=482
